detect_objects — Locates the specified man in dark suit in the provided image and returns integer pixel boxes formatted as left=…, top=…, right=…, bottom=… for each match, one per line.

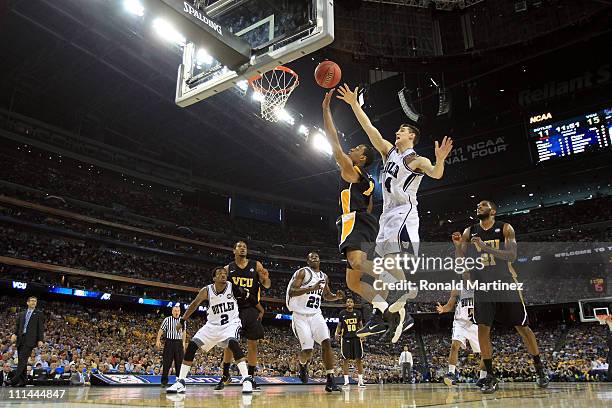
left=10, top=296, right=44, bottom=387
left=1, top=363, right=13, bottom=386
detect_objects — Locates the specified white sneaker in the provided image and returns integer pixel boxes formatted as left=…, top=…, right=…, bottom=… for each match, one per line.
left=342, top=383, right=350, bottom=389
left=242, top=376, right=254, bottom=394
left=166, top=380, right=186, bottom=394
left=358, top=382, right=366, bottom=389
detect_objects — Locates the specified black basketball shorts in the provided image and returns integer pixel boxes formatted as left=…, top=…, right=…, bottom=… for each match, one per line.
left=340, top=337, right=364, bottom=360
left=239, top=307, right=265, bottom=340
left=337, top=211, right=379, bottom=260
left=473, top=287, right=529, bottom=327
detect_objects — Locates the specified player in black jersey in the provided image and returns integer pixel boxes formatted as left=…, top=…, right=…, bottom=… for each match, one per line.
left=215, top=241, right=270, bottom=391
left=335, top=298, right=365, bottom=388
left=323, top=90, right=394, bottom=339
left=454, top=200, right=549, bottom=394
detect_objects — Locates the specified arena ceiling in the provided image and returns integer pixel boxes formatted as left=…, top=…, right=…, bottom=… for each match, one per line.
left=0, top=0, right=610, bottom=208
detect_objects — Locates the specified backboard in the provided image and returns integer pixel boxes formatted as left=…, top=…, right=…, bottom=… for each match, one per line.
left=174, top=0, right=334, bottom=107
left=578, top=296, right=612, bottom=322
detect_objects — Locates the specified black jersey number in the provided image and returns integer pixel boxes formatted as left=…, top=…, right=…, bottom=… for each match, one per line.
left=306, top=296, right=320, bottom=309
left=384, top=176, right=392, bottom=193
left=220, top=314, right=229, bottom=325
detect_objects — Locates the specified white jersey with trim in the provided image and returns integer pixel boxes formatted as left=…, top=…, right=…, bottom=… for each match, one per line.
left=206, top=282, right=240, bottom=326
left=286, top=267, right=326, bottom=316
left=454, top=286, right=475, bottom=323
left=380, top=147, right=424, bottom=212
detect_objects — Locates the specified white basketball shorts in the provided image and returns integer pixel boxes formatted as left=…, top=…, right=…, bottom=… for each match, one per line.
left=192, top=320, right=242, bottom=352
left=291, top=312, right=330, bottom=350
left=451, top=320, right=480, bottom=353
left=376, top=204, right=420, bottom=257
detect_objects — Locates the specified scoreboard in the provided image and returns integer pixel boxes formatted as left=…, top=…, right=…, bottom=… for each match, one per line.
left=528, top=107, right=612, bottom=163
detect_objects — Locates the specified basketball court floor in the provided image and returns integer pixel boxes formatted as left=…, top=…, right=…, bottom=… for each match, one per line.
left=1, top=383, right=610, bottom=407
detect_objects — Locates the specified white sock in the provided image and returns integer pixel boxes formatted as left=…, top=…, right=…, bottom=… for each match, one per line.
left=358, top=374, right=363, bottom=384
left=480, top=370, right=487, bottom=379
left=344, top=375, right=349, bottom=384
left=237, top=361, right=249, bottom=379
left=372, top=300, right=389, bottom=314
left=449, top=365, right=456, bottom=374
left=178, top=364, right=190, bottom=380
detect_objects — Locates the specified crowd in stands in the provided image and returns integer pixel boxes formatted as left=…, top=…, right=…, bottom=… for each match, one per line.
left=0, top=296, right=608, bottom=385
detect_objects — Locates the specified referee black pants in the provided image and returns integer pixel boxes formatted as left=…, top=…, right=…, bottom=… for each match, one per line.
left=161, top=339, right=184, bottom=385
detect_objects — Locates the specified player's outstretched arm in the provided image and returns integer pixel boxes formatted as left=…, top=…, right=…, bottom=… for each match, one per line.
left=436, top=289, right=459, bottom=314
left=289, top=269, right=322, bottom=298
left=413, top=136, right=453, bottom=179
left=256, top=261, right=271, bottom=289
left=322, top=89, right=360, bottom=183
left=471, top=223, right=518, bottom=262
left=180, top=286, right=208, bottom=328
left=336, top=83, right=393, bottom=158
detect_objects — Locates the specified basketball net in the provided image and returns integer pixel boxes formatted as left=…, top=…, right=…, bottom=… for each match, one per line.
left=595, top=314, right=612, bottom=332
left=249, top=66, right=299, bottom=122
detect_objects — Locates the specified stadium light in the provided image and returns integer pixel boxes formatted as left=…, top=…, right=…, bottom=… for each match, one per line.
left=298, top=125, right=309, bottom=136
left=275, top=108, right=295, bottom=126
left=252, top=92, right=264, bottom=102
left=123, top=0, right=144, bottom=17
left=152, top=18, right=186, bottom=46
left=312, top=133, right=332, bottom=156
left=196, top=49, right=214, bottom=65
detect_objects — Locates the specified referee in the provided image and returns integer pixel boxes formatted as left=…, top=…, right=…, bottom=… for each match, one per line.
left=156, top=305, right=186, bottom=387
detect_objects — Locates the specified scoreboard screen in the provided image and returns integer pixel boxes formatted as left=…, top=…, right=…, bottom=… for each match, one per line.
left=529, top=107, right=612, bottom=163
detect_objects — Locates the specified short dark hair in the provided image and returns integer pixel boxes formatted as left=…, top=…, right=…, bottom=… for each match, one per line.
left=400, top=124, right=421, bottom=145
left=27, top=296, right=37, bottom=301
left=362, top=145, right=375, bottom=168
left=484, top=200, right=498, bottom=211
left=234, top=240, right=247, bottom=249
left=346, top=297, right=354, bottom=303
left=211, top=266, right=226, bottom=280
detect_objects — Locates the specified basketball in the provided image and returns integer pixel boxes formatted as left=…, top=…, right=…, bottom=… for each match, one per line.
left=314, top=60, right=341, bottom=88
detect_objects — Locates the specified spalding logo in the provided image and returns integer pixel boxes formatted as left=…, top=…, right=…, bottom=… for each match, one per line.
left=529, top=112, right=552, bottom=123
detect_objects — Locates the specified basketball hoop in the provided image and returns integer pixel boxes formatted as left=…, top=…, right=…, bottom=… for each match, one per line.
left=248, top=66, right=299, bottom=122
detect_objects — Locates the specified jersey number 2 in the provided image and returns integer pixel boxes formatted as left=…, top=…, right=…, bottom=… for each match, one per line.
left=306, top=296, right=320, bottom=309
left=220, top=314, right=229, bottom=325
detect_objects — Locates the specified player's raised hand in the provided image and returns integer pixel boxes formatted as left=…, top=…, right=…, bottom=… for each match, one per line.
left=451, top=232, right=462, bottom=245
left=471, top=236, right=484, bottom=250
left=322, top=88, right=335, bottom=110
left=436, top=302, right=446, bottom=314
left=435, top=136, right=454, bottom=161
left=336, top=83, right=359, bottom=106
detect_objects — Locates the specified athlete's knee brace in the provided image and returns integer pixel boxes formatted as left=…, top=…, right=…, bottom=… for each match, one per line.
left=184, top=341, right=199, bottom=361
left=227, top=339, right=245, bottom=361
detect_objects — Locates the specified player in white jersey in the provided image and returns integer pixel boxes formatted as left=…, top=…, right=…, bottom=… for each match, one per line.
left=437, top=281, right=486, bottom=387
left=337, top=84, right=454, bottom=342
left=286, top=252, right=345, bottom=392
left=166, top=267, right=256, bottom=395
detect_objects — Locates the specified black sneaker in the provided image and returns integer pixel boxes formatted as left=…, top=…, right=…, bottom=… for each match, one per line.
left=252, top=377, right=262, bottom=392
left=356, top=311, right=387, bottom=338
left=475, top=377, right=487, bottom=388
left=383, top=308, right=414, bottom=343
left=214, top=375, right=231, bottom=391
left=480, top=375, right=499, bottom=394
left=325, top=377, right=341, bottom=392
left=536, top=372, right=549, bottom=388
left=299, top=363, right=308, bottom=384
left=443, top=372, right=457, bottom=386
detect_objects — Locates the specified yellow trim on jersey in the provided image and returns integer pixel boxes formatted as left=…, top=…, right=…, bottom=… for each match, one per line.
left=354, top=165, right=363, bottom=175
left=509, top=265, right=526, bottom=306
left=257, top=287, right=261, bottom=302
left=340, top=212, right=356, bottom=245
left=363, top=180, right=374, bottom=196
left=340, top=188, right=351, bottom=215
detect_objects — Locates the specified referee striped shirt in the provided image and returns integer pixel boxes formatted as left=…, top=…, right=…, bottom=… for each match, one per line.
left=160, top=316, right=185, bottom=340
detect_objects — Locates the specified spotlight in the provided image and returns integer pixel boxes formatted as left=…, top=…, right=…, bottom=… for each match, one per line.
left=298, top=125, right=310, bottom=136
left=312, top=133, right=332, bottom=156
left=152, top=18, right=186, bottom=46
left=275, top=108, right=295, bottom=126
left=196, top=49, right=214, bottom=65
left=123, top=0, right=144, bottom=17
left=252, top=92, right=264, bottom=102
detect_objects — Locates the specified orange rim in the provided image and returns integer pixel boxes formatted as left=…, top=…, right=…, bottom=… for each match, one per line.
left=248, top=66, right=300, bottom=95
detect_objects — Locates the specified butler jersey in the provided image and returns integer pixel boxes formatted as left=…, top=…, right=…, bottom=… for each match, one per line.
left=339, top=166, right=375, bottom=215
left=380, top=147, right=424, bottom=212
left=286, top=267, right=326, bottom=316
left=206, top=282, right=240, bottom=326
left=468, top=221, right=516, bottom=283
left=454, top=287, right=475, bottom=323
left=228, top=260, right=260, bottom=308
left=338, top=309, right=362, bottom=338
